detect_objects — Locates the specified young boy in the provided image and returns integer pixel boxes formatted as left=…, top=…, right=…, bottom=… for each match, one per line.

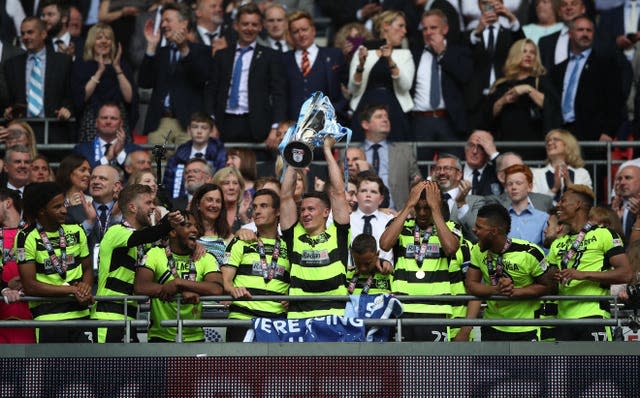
left=163, top=112, right=227, bottom=199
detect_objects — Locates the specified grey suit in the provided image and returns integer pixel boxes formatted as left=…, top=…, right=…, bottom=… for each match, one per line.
left=387, top=142, right=422, bottom=210
left=452, top=192, right=554, bottom=243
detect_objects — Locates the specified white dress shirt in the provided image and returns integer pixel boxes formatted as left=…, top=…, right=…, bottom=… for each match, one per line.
left=350, top=208, right=394, bottom=262
left=225, top=41, right=256, bottom=114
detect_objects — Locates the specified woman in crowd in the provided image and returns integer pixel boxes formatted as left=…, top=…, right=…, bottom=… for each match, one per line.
left=98, top=0, right=143, bottom=63
left=226, top=147, right=257, bottom=197
left=56, top=154, right=96, bottom=225
left=72, top=23, right=137, bottom=141
left=523, top=0, right=563, bottom=45
left=30, top=154, right=54, bottom=183
left=189, top=183, right=232, bottom=266
left=531, top=129, right=593, bottom=202
left=348, top=10, right=414, bottom=141
left=128, top=170, right=169, bottom=224
left=212, top=166, right=250, bottom=233
left=486, top=38, right=561, bottom=160
left=334, top=22, right=373, bottom=67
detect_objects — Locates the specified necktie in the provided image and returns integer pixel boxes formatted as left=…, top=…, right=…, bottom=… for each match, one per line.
left=443, top=192, right=451, bottom=201
left=301, top=49, right=311, bottom=76
left=27, top=54, right=44, bottom=117
left=206, top=32, right=217, bottom=46
left=371, top=143, right=381, bottom=175
left=229, top=46, right=253, bottom=109
left=487, top=25, right=495, bottom=55
left=472, top=169, right=481, bottom=195
left=194, top=152, right=204, bottom=158
left=54, top=39, right=64, bottom=51
left=275, top=41, right=283, bottom=52
left=362, top=214, right=375, bottom=235
left=427, top=47, right=441, bottom=110
left=562, top=53, right=583, bottom=120
left=98, top=204, right=109, bottom=230
left=104, top=142, right=111, bottom=156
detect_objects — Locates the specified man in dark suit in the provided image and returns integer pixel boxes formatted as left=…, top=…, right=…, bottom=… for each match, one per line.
left=204, top=3, right=286, bottom=150
left=139, top=2, right=212, bottom=145
left=86, top=164, right=123, bottom=250
left=2, top=17, right=73, bottom=143
left=464, top=0, right=524, bottom=129
left=73, top=103, right=141, bottom=169
left=40, top=0, right=81, bottom=58
left=257, top=3, right=290, bottom=53
left=0, top=39, right=24, bottom=111
left=193, top=0, right=236, bottom=56
left=463, top=130, right=501, bottom=197
left=406, top=0, right=462, bottom=45
left=550, top=15, right=623, bottom=142
left=411, top=9, right=472, bottom=161
left=538, top=0, right=586, bottom=70
left=283, top=10, right=345, bottom=121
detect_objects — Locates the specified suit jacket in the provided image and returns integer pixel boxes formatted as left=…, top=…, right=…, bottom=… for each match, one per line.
left=403, top=0, right=462, bottom=46
left=550, top=49, right=623, bottom=141
left=194, top=22, right=237, bottom=49
left=138, top=42, right=212, bottom=134
left=2, top=48, right=73, bottom=117
left=0, top=41, right=24, bottom=110
left=465, top=161, right=501, bottom=197
left=464, top=24, right=524, bottom=124
left=204, top=44, right=286, bottom=142
left=388, top=141, right=422, bottom=210
left=72, top=140, right=142, bottom=169
left=410, top=42, right=472, bottom=136
left=538, top=30, right=563, bottom=71
left=597, top=5, right=632, bottom=49
left=283, top=46, right=346, bottom=120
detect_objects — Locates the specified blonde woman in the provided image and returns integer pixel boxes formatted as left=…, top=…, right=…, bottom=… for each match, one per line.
left=212, top=167, right=251, bottom=233
left=348, top=10, right=414, bottom=141
left=487, top=38, right=561, bottom=159
left=532, top=129, right=592, bottom=201
left=72, top=23, right=137, bottom=141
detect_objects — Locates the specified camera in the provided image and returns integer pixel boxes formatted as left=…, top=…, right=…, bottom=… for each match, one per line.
left=625, top=283, right=640, bottom=309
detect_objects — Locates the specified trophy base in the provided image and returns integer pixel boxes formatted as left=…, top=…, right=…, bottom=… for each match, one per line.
left=283, top=141, right=313, bottom=168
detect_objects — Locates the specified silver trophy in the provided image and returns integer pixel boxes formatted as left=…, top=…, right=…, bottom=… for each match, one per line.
left=280, top=92, right=351, bottom=168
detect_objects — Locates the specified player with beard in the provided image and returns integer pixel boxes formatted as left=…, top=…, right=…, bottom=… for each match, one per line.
left=92, top=184, right=185, bottom=343
left=135, top=211, right=222, bottom=342
left=379, top=180, right=461, bottom=342
left=466, top=203, right=554, bottom=341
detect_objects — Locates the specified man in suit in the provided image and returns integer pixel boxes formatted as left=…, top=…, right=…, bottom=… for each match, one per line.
left=538, top=0, right=586, bottom=70
left=0, top=39, right=24, bottom=111
left=73, top=103, right=141, bottom=169
left=550, top=15, right=623, bottom=143
left=406, top=0, right=462, bottom=45
left=464, top=0, right=524, bottom=129
left=204, top=3, right=286, bottom=149
left=463, top=130, right=501, bottom=197
left=283, top=10, right=345, bottom=121
left=40, top=0, right=78, bottom=58
left=3, top=145, right=31, bottom=196
left=194, top=0, right=235, bottom=56
left=170, top=158, right=213, bottom=211
left=614, top=164, right=640, bottom=243
left=411, top=9, right=472, bottom=161
left=3, top=17, right=72, bottom=143
left=361, top=104, right=422, bottom=211
left=139, top=2, right=212, bottom=145
left=257, top=3, right=290, bottom=53
left=86, top=164, right=123, bottom=250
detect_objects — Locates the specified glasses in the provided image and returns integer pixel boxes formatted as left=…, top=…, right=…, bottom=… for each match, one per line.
left=432, top=166, right=460, bottom=173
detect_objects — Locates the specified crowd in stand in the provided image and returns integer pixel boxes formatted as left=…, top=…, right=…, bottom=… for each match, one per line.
left=1, top=0, right=640, bottom=343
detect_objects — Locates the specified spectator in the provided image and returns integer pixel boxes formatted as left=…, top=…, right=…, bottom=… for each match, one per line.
left=0, top=120, right=38, bottom=160
left=345, top=146, right=370, bottom=179
left=17, top=182, right=94, bottom=343
left=538, top=0, right=586, bottom=69
left=128, top=170, right=169, bottom=223
left=0, top=0, right=25, bottom=43
left=379, top=180, right=461, bottom=342
left=204, top=3, right=286, bottom=149
left=349, top=10, right=415, bottom=141
left=612, top=164, right=640, bottom=243
left=0, top=189, right=35, bottom=344
left=411, top=9, right=472, bottom=160
left=72, top=23, right=138, bottom=141
left=360, top=105, right=422, bottom=210
left=523, top=0, right=564, bottom=44
left=194, top=0, right=235, bottom=54
left=257, top=3, right=290, bottom=52
left=463, top=130, right=501, bottom=196
left=212, top=166, right=250, bottom=233
left=98, top=0, right=143, bottom=63
left=466, top=202, right=554, bottom=341
left=128, top=0, right=173, bottom=72
left=140, top=3, right=211, bottom=145
left=68, top=5, right=83, bottom=39
left=3, top=17, right=73, bottom=143
left=123, top=149, right=152, bottom=176
left=56, top=153, right=95, bottom=225
left=135, top=210, right=223, bottom=342
left=464, top=0, right=524, bottom=129
left=73, top=102, right=141, bottom=169
left=171, top=158, right=214, bottom=211
left=29, top=154, right=54, bottom=183
left=503, top=164, right=549, bottom=248
left=163, top=112, right=226, bottom=200
left=40, top=0, right=79, bottom=57
left=549, top=184, right=632, bottom=341
left=226, top=147, right=257, bottom=195
left=0, top=39, right=25, bottom=112
left=86, top=164, right=123, bottom=248
left=283, top=11, right=346, bottom=121
left=189, top=183, right=233, bottom=266
left=462, top=0, right=526, bottom=30
left=407, top=0, right=462, bottom=46
left=333, top=22, right=373, bottom=66
left=222, top=189, right=289, bottom=341
left=4, top=145, right=32, bottom=196
left=486, top=38, right=561, bottom=159
left=430, top=153, right=472, bottom=221
left=531, top=129, right=592, bottom=201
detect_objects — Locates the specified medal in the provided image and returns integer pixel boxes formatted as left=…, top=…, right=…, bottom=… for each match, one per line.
left=415, top=270, right=425, bottom=279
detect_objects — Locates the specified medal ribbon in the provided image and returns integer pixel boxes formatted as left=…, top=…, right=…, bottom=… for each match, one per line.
left=257, top=234, right=281, bottom=282
left=36, top=223, right=68, bottom=278
left=165, top=246, right=196, bottom=282
left=414, top=225, right=434, bottom=267
left=560, top=223, right=593, bottom=269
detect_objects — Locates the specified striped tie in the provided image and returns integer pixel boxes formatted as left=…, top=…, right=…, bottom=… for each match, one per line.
left=27, top=55, right=44, bottom=117
left=301, top=50, right=311, bottom=77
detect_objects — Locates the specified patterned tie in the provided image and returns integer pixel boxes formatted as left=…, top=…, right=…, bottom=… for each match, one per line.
left=371, top=143, right=381, bottom=175
left=562, top=53, right=583, bottom=121
left=27, top=54, right=44, bottom=117
left=362, top=214, right=374, bottom=236
left=301, top=49, right=311, bottom=76
left=229, top=46, right=253, bottom=109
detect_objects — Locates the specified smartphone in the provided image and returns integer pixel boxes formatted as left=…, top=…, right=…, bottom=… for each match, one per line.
left=363, top=39, right=385, bottom=50
left=482, top=1, right=495, bottom=12
left=347, top=36, right=365, bottom=50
